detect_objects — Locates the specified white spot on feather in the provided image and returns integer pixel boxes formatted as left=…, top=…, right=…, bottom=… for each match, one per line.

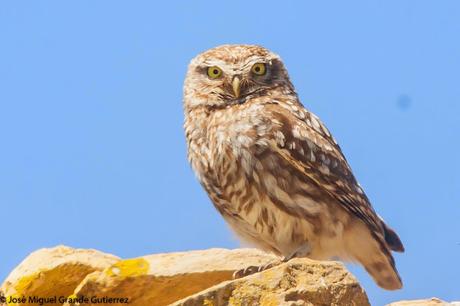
left=310, top=151, right=316, bottom=162
left=298, top=147, right=304, bottom=155
left=319, top=165, right=330, bottom=175
left=311, top=116, right=322, bottom=132
left=275, top=131, right=286, bottom=147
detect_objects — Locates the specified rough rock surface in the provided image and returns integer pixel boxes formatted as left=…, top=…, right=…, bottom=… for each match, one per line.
left=1, top=245, right=119, bottom=306
left=172, top=257, right=369, bottom=306
left=1, top=246, right=456, bottom=306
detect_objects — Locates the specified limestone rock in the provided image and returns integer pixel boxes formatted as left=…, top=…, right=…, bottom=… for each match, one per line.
left=65, top=248, right=278, bottom=306
left=172, top=257, right=370, bottom=306
left=0, top=245, right=119, bottom=306
left=387, top=298, right=460, bottom=306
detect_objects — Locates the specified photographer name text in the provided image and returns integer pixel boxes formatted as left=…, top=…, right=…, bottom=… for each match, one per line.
left=1, top=295, right=129, bottom=305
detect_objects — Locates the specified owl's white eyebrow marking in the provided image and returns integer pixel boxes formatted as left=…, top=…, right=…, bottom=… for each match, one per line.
left=201, top=62, right=223, bottom=69
left=243, top=55, right=279, bottom=68
left=201, top=55, right=278, bottom=72
left=201, top=60, right=234, bottom=70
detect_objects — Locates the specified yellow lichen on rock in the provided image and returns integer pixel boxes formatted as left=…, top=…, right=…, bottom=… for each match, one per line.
left=65, top=248, right=278, bottom=306
left=105, top=258, right=149, bottom=278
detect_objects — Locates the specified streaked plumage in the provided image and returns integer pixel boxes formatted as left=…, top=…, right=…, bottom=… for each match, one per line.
left=183, top=45, right=404, bottom=290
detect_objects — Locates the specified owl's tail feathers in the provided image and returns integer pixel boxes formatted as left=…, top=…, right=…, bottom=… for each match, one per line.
left=346, top=221, right=403, bottom=290
left=383, top=223, right=405, bottom=252
left=360, top=246, right=403, bottom=290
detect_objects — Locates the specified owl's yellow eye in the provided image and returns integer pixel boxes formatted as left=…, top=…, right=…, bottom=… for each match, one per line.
left=251, top=63, right=266, bottom=75
left=207, top=66, right=223, bottom=79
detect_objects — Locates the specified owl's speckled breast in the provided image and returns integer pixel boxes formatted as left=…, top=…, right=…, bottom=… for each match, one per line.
left=188, top=98, right=332, bottom=259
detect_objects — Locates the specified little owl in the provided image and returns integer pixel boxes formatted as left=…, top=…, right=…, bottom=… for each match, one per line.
left=183, top=45, right=404, bottom=290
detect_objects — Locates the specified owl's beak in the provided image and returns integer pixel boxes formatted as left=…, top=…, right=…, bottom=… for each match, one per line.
left=232, top=76, right=241, bottom=98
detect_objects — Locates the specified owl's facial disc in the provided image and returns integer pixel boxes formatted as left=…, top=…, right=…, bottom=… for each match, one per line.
left=184, top=45, right=294, bottom=110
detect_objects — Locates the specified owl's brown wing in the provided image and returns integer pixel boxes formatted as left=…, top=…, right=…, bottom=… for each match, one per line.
left=264, top=101, right=404, bottom=252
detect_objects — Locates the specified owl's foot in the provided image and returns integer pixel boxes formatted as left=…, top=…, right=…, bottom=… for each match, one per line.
left=232, top=261, right=281, bottom=279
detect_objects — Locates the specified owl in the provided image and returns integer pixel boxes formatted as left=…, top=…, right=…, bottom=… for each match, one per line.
left=183, top=45, right=404, bottom=290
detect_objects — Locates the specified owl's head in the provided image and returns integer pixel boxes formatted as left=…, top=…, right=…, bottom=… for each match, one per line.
left=184, top=45, right=294, bottom=110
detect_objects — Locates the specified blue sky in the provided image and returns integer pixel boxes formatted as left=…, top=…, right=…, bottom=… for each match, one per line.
left=1, top=1, right=459, bottom=304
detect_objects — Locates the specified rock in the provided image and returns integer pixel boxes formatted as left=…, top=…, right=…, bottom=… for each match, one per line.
left=65, top=248, right=278, bottom=306
left=172, top=257, right=370, bottom=306
left=4, top=246, right=454, bottom=306
left=0, top=245, right=119, bottom=305
left=387, top=298, right=460, bottom=306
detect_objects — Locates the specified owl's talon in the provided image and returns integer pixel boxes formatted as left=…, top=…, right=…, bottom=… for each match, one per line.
left=233, top=265, right=257, bottom=279
left=258, top=261, right=280, bottom=272
left=232, top=261, right=281, bottom=279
